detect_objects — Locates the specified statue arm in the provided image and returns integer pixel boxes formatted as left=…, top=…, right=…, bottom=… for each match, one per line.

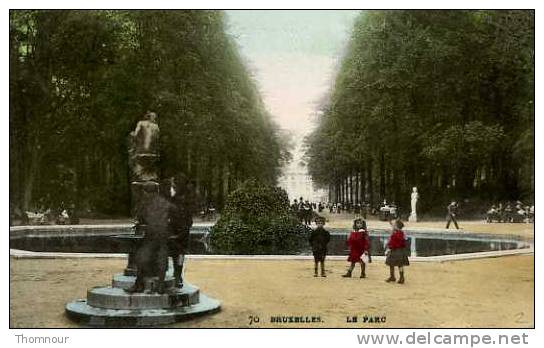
left=133, top=121, right=143, bottom=137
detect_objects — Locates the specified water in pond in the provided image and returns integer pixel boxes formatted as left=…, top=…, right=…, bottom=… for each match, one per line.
left=204, top=230, right=528, bottom=257
left=313, top=232, right=525, bottom=257
left=10, top=226, right=530, bottom=257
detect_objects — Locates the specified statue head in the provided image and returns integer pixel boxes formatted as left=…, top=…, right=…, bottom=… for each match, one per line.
left=412, top=186, right=418, bottom=193
left=145, top=111, right=158, bottom=123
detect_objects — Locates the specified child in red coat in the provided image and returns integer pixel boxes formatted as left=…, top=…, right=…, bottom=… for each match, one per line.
left=342, top=218, right=370, bottom=278
left=385, top=219, right=409, bottom=284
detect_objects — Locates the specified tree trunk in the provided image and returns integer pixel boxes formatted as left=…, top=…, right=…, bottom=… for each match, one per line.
left=379, top=152, right=385, bottom=201
left=348, top=175, right=353, bottom=205
left=355, top=172, right=360, bottom=205
left=345, top=177, right=349, bottom=204
left=392, top=169, right=399, bottom=204
left=367, top=159, right=374, bottom=206
left=22, top=143, right=40, bottom=211
left=360, top=168, right=366, bottom=204
left=340, top=178, right=344, bottom=204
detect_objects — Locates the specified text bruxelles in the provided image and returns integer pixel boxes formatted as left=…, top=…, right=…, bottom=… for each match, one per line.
left=270, top=316, right=322, bottom=323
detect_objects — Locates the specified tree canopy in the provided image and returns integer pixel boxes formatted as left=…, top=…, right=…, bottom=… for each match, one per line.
left=304, top=10, right=534, bottom=214
left=10, top=10, right=289, bottom=216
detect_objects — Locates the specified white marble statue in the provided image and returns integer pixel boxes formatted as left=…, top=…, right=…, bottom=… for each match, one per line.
left=409, top=186, right=419, bottom=222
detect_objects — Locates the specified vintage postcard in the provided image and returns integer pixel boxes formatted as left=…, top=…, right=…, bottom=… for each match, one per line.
left=9, top=9, right=534, bottom=334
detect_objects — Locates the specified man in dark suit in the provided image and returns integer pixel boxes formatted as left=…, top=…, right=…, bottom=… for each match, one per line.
left=446, top=201, right=460, bottom=229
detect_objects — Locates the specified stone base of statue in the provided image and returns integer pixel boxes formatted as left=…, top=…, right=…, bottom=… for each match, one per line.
left=130, top=154, right=160, bottom=182
left=409, top=212, right=418, bottom=222
left=130, top=181, right=159, bottom=219
left=65, top=272, right=220, bottom=327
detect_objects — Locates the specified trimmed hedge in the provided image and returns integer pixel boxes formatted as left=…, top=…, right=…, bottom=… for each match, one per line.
left=209, top=180, right=310, bottom=254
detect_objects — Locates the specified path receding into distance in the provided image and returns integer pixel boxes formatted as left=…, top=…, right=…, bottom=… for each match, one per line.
left=226, top=10, right=360, bottom=194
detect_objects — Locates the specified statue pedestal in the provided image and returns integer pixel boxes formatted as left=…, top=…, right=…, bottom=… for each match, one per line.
left=409, top=212, right=418, bottom=222
left=65, top=272, right=220, bottom=327
left=66, top=113, right=221, bottom=327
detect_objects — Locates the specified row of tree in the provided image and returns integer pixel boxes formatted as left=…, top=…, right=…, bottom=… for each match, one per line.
left=10, top=10, right=289, bottom=216
left=305, top=10, right=534, bottom=214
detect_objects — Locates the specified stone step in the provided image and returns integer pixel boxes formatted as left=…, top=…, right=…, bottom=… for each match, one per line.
left=87, top=283, right=200, bottom=310
left=112, top=273, right=177, bottom=290
left=66, top=293, right=220, bottom=327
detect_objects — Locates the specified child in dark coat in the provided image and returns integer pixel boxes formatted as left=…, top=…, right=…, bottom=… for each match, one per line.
left=309, top=217, right=331, bottom=277
left=342, top=218, right=370, bottom=278
left=385, top=219, right=409, bottom=284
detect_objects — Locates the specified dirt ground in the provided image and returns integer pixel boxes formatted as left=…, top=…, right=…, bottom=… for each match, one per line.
left=10, top=254, right=534, bottom=328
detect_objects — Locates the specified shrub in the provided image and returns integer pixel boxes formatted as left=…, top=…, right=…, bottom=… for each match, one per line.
left=209, top=180, right=310, bottom=254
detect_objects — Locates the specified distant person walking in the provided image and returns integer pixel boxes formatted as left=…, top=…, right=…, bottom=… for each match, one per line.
left=309, top=217, right=331, bottom=277
left=446, top=201, right=460, bottom=229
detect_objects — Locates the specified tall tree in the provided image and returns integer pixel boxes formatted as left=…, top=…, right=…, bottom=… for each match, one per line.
left=10, top=10, right=289, bottom=216
left=305, top=10, right=534, bottom=214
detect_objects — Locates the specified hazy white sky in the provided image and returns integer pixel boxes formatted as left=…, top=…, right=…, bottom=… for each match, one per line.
left=225, top=10, right=360, bottom=137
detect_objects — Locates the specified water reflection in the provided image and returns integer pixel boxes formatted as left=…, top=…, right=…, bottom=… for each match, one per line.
left=10, top=227, right=530, bottom=257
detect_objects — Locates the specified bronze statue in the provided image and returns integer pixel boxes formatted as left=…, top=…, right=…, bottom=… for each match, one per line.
left=169, top=174, right=199, bottom=288
left=126, top=180, right=175, bottom=294
left=128, top=111, right=160, bottom=182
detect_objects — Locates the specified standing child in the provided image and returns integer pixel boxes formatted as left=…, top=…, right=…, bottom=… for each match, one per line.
left=309, top=217, right=331, bottom=277
left=342, top=218, right=370, bottom=278
left=385, top=219, right=409, bottom=284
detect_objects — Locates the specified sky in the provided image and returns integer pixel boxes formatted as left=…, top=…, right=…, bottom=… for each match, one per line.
left=225, top=10, right=360, bottom=136
left=224, top=10, right=360, bottom=199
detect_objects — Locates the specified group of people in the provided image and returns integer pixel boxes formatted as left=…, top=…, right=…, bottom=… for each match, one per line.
left=486, top=201, right=534, bottom=223
left=324, top=201, right=401, bottom=221
left=14, top=203, right=79, bottom=226
left=309, top=217, right=409, bottom=284
left=199, top=203, right=217, bottom=221
left=291, top=198, right=321, bottom=225
left=327, top=202, right=371, bottom=217
left=377, top=200, right=400, bottom=221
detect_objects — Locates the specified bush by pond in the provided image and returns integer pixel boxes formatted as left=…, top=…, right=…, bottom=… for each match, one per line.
left=209, top=180, right=310, bottom=254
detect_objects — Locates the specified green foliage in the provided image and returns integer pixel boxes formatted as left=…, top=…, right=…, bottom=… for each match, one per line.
left=423, top=121, right=505, bottom=168
left=220, top=180, right=292, bottom=219
left=209, top=180, right=310, bottom=254
left=305, top=10, right=534, bottom=210
left=9, top=10, right=288, bottom=215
